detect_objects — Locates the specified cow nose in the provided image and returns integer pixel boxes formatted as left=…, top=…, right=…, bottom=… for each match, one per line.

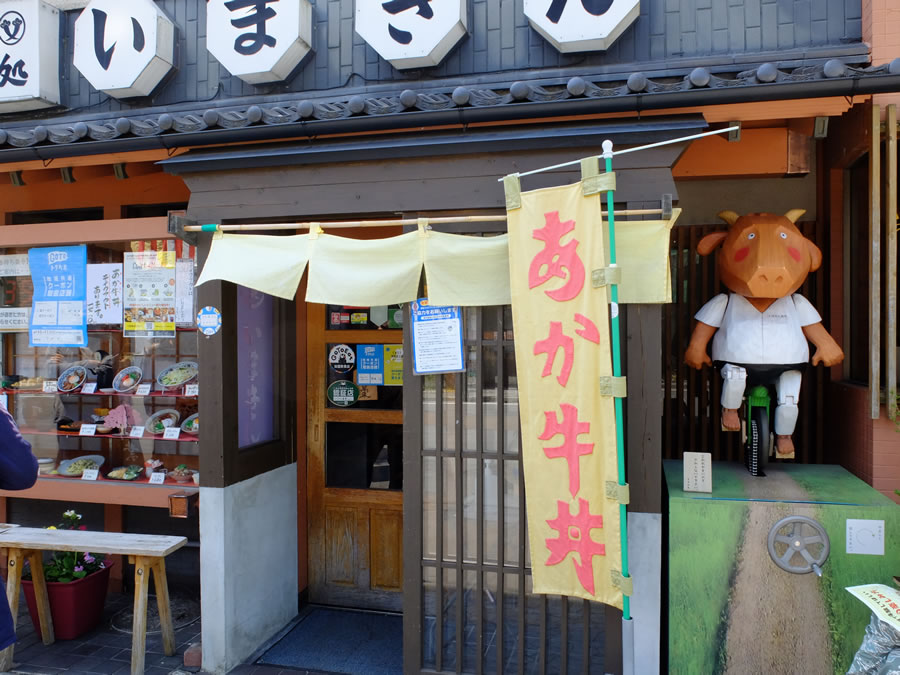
left=757, top=274, right=784, bottom=284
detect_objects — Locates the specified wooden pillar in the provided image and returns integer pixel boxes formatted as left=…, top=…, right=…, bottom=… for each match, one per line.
left=886, top=104, right=897, bottom=421
left=869, top=104, right=882, bottom=419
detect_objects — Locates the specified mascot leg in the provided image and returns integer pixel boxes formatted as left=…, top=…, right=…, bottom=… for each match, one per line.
left=720, top=363, right=747, bottom=431
left=774, top=370, right=803, bottom=458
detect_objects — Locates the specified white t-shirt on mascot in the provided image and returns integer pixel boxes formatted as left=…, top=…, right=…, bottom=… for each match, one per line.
left=694, top=293, right=821, bottom=365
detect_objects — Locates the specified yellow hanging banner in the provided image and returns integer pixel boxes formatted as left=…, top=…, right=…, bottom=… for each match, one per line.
left=507, top=179, right=622, bottom=607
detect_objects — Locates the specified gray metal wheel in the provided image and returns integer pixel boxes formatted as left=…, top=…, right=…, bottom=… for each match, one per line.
left=766, top=515, right=830, bottom=574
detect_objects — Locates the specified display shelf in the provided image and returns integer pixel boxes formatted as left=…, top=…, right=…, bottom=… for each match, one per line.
left=0, top=477, right=196, bottom=508
left=2, top=388, right=197, bottom=398
left=18, top=428, right=199, bottom=442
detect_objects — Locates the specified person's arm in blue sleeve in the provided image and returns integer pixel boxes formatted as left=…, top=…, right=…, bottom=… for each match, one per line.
left=0, top=405, right=37, bottom=491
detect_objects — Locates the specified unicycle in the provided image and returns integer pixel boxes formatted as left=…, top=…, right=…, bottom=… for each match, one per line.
left=743, top=383, right=774, bottom=477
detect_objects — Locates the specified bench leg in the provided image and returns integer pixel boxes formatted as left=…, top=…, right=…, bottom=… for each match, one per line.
left=26, top=550, right=53, bottom=645
left=0, top=549, right=25, bottom=671
left=151, top=558, right=176, bottom=656
left=131, top=556, right=152, bottom=675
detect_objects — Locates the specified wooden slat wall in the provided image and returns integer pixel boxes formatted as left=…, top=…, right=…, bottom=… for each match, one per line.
left=662, top=220, right=828, bottom=463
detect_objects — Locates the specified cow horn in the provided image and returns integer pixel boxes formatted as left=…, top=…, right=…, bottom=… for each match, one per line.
left=717, top=210, right=739, bottom=225
left=784, top=209, right=806, bottom=223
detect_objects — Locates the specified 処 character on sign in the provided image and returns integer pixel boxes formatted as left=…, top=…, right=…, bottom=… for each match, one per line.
left=545, top=0, right=614, bottom=23
left=539, top=403, right=593, bottom=497
left=0, top=54, right=27, bottom=87
left=529, top=211, right=585, bottom=301
left=225, top=0, right=278, bottom=55
left=382, top=0, right=433, bottom=44
left=546, top=498, right=605, bottom=595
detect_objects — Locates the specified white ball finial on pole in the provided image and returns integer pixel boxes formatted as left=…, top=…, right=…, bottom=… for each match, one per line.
left=602, top=140, right=614, bottom=159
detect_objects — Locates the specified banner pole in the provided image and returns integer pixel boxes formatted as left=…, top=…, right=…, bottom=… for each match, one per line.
left=602, top=139, right=634, bottom=673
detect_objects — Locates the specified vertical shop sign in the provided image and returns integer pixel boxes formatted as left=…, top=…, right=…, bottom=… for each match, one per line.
left=207, top=0, right=313, bottom=84
left=411, top=298, right=464, bottom=375
left=0, top=0, right=59, bottom=113
left=27, top=245, right=87, bottom=347
left=86, top=263, right=123, bottom=325
left=72, top=0, right=175, bottom=98
left=524, top=0, right=639, bottom=52
left=356, top=0, right=467, bottom=70
left=175, top=259, right=195, bottom=326
left=507, top=179, right=622, bottom=606
left=123, top=251, right=176, bottom=338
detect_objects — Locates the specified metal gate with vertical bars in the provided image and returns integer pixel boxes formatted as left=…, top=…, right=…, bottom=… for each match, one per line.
left=404, top=302, right=609, bottom=674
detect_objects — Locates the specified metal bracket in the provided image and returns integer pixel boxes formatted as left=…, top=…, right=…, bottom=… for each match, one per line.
left=591, top=266, right=622, bottom=288
left=662, top=193, right=673, bottom=220
left=598, top=376, right=627, bottom=398
left=611, top=571, right=633, bottom=596
left=168, top=213, right=200, bottom=247
left=605, top=481, right=630, bottom=504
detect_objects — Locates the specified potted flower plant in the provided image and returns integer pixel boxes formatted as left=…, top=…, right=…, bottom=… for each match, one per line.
left=22, top=510, right=112, bottom=640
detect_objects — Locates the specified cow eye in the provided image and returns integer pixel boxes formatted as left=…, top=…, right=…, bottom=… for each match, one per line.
left=747, top=233, right=756, bottom=239
left=780, top=232, right=787, bottom=239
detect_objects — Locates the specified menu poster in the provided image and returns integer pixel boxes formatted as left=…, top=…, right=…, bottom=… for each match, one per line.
left=27, top=245, right=87, bottom=347
left=86, top=264, right=123, bottom=325
left=175, top=259, right=195, bottom=326
left=124, top=252, right=176, bottom=338
left=411, top=298, right=464, bottom=375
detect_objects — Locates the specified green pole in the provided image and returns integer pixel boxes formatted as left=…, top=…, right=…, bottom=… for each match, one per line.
left=602, top=140, right=631, bottom=622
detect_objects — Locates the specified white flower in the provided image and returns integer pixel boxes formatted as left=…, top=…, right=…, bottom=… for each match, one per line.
left=63, top=510, right=76, bottom=518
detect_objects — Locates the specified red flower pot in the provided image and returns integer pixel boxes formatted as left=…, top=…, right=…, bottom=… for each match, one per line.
left=22, top=564, right=112, bottom=641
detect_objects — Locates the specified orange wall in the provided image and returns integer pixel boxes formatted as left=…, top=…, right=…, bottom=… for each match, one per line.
left=864, top=0, right=900, bottom=110
left=0, top=162, right=189, bottom=221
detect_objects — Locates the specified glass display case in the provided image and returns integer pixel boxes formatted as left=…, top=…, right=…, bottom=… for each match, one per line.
left=0, top=242, right=200, bottom=492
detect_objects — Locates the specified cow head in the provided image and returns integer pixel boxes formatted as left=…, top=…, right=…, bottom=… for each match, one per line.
left=697, top=210, right=822, bottom=299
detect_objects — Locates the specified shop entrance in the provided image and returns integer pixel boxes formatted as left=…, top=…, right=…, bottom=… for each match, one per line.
left=307, top=303, right=404, bottom=612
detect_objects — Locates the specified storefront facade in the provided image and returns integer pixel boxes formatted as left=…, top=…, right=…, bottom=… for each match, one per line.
left=0, top=0, right=898, bottom=673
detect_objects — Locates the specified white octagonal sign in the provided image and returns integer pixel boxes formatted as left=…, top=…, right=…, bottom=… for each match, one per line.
left=73, top=0, right=174, bottom=98
left=356, top=0, right=467, bottom=70
left=525, top=0, right=639, bottom=53
left=207, top=0, right=313, bottom=84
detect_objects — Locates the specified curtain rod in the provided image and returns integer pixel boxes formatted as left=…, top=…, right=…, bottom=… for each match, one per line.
left=183, top=209, right=668, bottom=232
left=497, top=125, right=739, bottom=181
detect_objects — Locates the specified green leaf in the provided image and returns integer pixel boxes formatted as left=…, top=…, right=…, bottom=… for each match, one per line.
left=72, top=571, right=87, bottom=579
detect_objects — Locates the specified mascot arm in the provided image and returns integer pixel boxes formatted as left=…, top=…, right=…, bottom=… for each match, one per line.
left=802, top=322, right=844, bottom=367
left=685, top=321, right=717, bottom=369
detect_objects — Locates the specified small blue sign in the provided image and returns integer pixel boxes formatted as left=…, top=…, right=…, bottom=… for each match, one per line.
left=197, top=306, right=222, bottom=336
left=357, top=344, right=384, bottom=385
left=28, top=245, right=87, bottom=347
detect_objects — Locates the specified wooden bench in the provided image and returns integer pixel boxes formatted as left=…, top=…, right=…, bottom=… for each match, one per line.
left=0, top=527, right=187, bottom=674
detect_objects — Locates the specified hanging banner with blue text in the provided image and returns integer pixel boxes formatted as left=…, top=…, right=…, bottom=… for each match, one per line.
left=507, top=179, right=621, bottom=607
left=411, top=298, right=464, bottom=375
left=28, top=244, right=87, bottom=347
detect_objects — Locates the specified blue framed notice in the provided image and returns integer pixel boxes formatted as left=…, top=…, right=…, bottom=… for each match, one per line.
left=411, top=298, right=464, bottom=375
left=28, top=245, right=87, bottom=347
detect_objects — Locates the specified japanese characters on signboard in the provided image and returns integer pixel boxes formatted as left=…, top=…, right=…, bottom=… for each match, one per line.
left=410, top=298, right=464, bottom=375
left=207, top=0, right=313, bottom=84
left=72, top=0, right=175, bottom=98
left=123, top=251, right=176, bottom=338
left=86, top=263, right=123, bottom=325
left=524, top=0, right=640, bottom=52
left=27, top=245, right=88, bottom=347
left=0, top=253, right=31, bottom=332
left=0, top=0, right=59, bottom=113
left=356, top=0, right=467, bottom=70
left=507, top=179, right=621, bottom=606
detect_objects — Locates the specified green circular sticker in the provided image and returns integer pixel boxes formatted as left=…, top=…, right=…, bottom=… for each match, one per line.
left=327, top=380, right=359, bottom=407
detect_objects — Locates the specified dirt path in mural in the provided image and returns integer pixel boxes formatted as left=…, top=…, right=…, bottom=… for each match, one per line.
left=722, top=472, right=832, bottom=675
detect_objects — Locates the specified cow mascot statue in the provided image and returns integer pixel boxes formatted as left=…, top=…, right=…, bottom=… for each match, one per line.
left=683, top=209, right=844, bottom=462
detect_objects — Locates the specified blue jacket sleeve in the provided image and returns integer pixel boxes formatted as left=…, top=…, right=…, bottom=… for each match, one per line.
left=0, top=405, right=37, bottom=491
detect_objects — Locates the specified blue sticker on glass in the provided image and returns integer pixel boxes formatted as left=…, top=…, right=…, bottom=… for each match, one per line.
left=197, top=306, right=222, bottom=336
left=28, top=245, right=87, bottom=347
